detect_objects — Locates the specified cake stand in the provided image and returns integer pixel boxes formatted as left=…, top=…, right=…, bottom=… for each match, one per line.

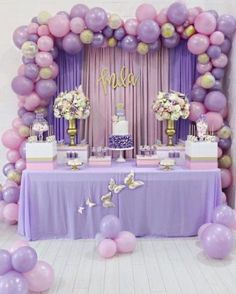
left=109, top=147, right=134, bottom=163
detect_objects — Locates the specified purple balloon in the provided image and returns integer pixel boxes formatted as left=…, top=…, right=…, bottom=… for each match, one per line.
left=212, top=80, right=223, bottom=91
left=190, top=87, right=207, bottom=102
left=217, top=14, right=236, bottom=36
left=2, top=163, right=15, bottom=176
left=100, top=215, right=121, bottom=239
left=24, top=63, right=39, bottom=81
left=213, top=205, right=235, bottom=227
left=70, top=4, right=89, bottom=19
left=201, top=223, right=234, bottom=259
left=22, top=112, right=36, bottom=126
left=121, top=35, right=138, bottom=52
left=31, top=17, right=39, bottom=24
left=57, top=11, right=70, bottom=19
left=103, top=26, right=113, bottom=38
left=17, top=107, right=27, bottom=118
left=51, top=47, right=59, bottom=59
left=85, top=7, right=108, bottom=32
left=212, top=68, right=225, bottom=80
left=167, top=2, right=188, bottom=25
left=55, top=38, right=63, bottom=50
left=114, top=27, right=125, bottom=40
left=162, top=33, right=180, bottom=48
left=207, top=45, right=221, bottom=59
left=35, top=79, right=57, bottom=99
left=0, top=250, right=12, bottom=275
left=218, top=137, right=232, bottom=150
left=11, top=76, right=34, bottom=96
left=117, top=41, right=122, bottom=48
left=137, top=20, right=160, bottom=44
left=92, top=33, right=105, bottom=47
left=62, top=33, right=83, bottom=55
left=0, top=271, right=28, bottom=294
left=11, top=246, right=37, bottom=273
left=22, top=56, right=35, bottom=65
left=149, top=40, right=161, bottom=51
left=0, top=190, right=3, bottom=201
left=220, top=38, right=232, bottom=54
left=12, top=26, right=28, bottom=49
left=19, top=141, right=26, bottom=159
left=3, top=187, right=20, bottom=203
left=28, top=34, right=39, bottom=43
left=207, top=10, right=219, bottom=19
left=204, top=91, right=226, bottom=112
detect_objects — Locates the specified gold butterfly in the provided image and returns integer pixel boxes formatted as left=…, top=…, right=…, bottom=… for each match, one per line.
left=124, top=171, right=144, bottom=190
left=101, top=192, right=115, bottom=208
left=108, top=178, right=126, bottom=194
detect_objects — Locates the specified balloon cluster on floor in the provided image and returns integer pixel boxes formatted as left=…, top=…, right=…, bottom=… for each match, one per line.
left=0, top=240, right=54, bottom=293
left=198, top=204, right=236, bottom=259
left=1, top=2, right=235, bottom=225
left=96, top=215, right=136, bottom=258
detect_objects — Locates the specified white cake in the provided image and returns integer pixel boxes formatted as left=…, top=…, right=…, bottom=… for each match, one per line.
left=112, top=103, right=129, bottom=135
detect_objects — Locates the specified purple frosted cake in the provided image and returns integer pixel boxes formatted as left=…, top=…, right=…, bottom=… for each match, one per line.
left=109, top=135, right=133, bottom=149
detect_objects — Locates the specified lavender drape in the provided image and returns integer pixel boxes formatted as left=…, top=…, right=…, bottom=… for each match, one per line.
left=48, top=50, right=83, bottom=144
left=169, top=41, right=197, bottom=141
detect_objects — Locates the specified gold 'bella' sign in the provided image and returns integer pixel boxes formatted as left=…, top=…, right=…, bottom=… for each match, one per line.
left=97, top=66, right=139, bottom=96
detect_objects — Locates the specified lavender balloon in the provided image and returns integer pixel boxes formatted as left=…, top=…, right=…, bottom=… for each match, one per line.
left=0, top=250, right=12, bottom=275
left=190, top=87, right=207, bottom=102
left=62, top=33, right=83, bottom=55
left=51, top=47, right=59, bottom=59
left=204, top=91, right=226, bottom=112
left=24, top=64, right=39, bottom=81
left=149, top=40, right=161, bottom=51
left=22, top=112, right=36, bottom=126
left=55, top=38, right=63, bottom=50
left=70, top=3, right=89, bottom=19
left=35, top=79, right=57, bottom=99
left=167, top=2, right=188, bottom=25
left=162, top=33, right=180, bottom=48
left=114, top=27, right=126, bottom=41
left=3, top=187, right=20, bottom=203
left=213, top=204, right=235, bottom=227
left=85, top=7, right=108, bottom=32
left=207, top=10, right=219, bottom=19
left=103, top=26, right=113, bottom=38
left=218, top=137, right=232, bottom=150
left=207, top=45, right=221, bottom=59
left=201, top=223, right=234, bottom=259
left=57, top=11, right=70, bottom=18
left=137, top=20, right=160, bottom=44
left=220, top=38, right=232, bottom=54
left=2, top=163, right=15, bottom=176
left=13, top=26, right=28, bottom=49
left=212, top=80, right=223, bottom=91
left=121, top=35, right=138, bottom=52
left=92, top=33, right=105, bottom=47
left=217, top=14, right=236, bottom=36
left=28, top=34, right=39, bottom=43
left=12, top=76, right=34, bottom=96
left=12, top=246, right=37, bottom=273
left=0, top=271, right=28, bottom=294
left=100, top=215, right=121, bottom=239
left=31, top=17, right=39, bottom=24
left=22, top=56, right=35, bottom=65
left=212, top=68, right=225, bottom=80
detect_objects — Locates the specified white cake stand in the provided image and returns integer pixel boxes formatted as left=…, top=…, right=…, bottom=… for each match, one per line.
left=109, top=147, right=134, bottom=163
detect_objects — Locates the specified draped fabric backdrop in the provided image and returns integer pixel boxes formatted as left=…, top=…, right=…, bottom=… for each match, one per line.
left=49, top=42, right=196, bottom=154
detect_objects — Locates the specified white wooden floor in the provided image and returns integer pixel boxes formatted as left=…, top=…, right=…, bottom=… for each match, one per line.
left=0, top=223, right=236, bottom=294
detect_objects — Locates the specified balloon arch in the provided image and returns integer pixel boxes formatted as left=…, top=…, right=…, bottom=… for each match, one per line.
left=0, top=2, right=235, bottom=224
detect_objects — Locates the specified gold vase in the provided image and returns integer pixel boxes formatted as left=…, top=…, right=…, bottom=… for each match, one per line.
left=67, top=119, right=77, bottom=146
left=166, top=119, right=176, bottom=146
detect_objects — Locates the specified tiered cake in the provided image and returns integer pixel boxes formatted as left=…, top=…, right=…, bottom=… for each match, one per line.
left=109, top=103, right=133, bottom=149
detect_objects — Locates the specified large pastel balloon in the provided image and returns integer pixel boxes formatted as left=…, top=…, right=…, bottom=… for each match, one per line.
left=1, top=129, right=23, bottom=150
left=124, top=18, right=138, bottom=36
left=205, top=112, right=223, bottom=131
left=15, top=159, right=26, bottom=172
left=12, top=246, right=37, bottom=273
left=0, top=271, right=28, bottom=294
left=3, top=203, right=19, bottom=221
left=3, top=187, right=20, bottom=203
left=221, top=169, right=232, bottom=189
left=187, top=34, right=210, bottom=55
left=85, top=7, right=108, bottom=32
left=80, top=29, right=94, bottom=44
left=210, top=31, right=225, bottom=45
left=162, top=32, right=180, bottom=48
left=156, top=8, right=168, bottom=26
left=7, top=150, right=20, bottom=163
left=23, top=261, right=54, bottom=292
left=190, top=87, right=207, bottom=102
left=207, top=45, right=221, bottom=59
left=135, top=4, right=156, bottom=22
left=201, top=224, right=234, bottom=259
left=92, top=33, right=105, bottom=48
left=137, top=20, right=160, bottom=44
left=200, top=73, right=215, bottom=89
left=109, top=14, right=122, bottom=29
left=100, top=215, right=121, bottom=239
left=21, top=41, right=38, bottom=59
left=194, top=12, right=217, bottom=35
left=217, top=14, right=236, bottom=36
left=2, top=163, right=15, bottom=177
left=189, top=102, right=206, bottom=122
left=13, top=26, right=29, bottom=49
left=35, top=79, right=57, bottom=99
left=37, top=36, right=54, bottom=51
left=204, top=91, right=226, bottom=112
left=37, top=11, right=51, bottom=25
left=24, top=92, right=41, bottom=111
left=212, top=54, right=228, bottom=68
left=22, top=111, right=36, bottom=126
left=167, top=2, right=188, bottom=26
left=70, top=17, right=85, bottom=34
left=218, top=138, right=232, bottom=150
left=24, top=63, right=39, bottom=81
left=212, top=68, right=225, bottom=80
left=213, top=205, right=235, bottom=228
left=196, top=62, right=212, bottom=74
left=115, top=231, right=136, bottom=253
left=121, top=35, right=138, bottom=52
left=98, top=239, right=117, bottom=258
left=48, top=14, right=70, bottom=37
left=62, top=33, right=83, bottom=55
left=217, top=125, right=232, bottom=139
left=219, top=155, right=232, bottom=169
left=0, top=250, right=12, bottom=275
left=70, top=4, right=89, bottom=19
left=198, top=223, right=212, bottom=241
left=11, top=76, right=34, bottom=96
left=220, top=38, right=232, bottom=54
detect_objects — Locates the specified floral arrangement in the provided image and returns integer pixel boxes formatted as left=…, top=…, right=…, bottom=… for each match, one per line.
left=152, top=91, right=190, bottom=121
left=53, top=85, right=90, bottom=120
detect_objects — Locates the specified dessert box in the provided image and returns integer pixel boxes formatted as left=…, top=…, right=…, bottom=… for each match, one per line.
left=88, top=156, right=112, bottom=167
left=136, top=155, right=159, bottom=167
left=57, top=144, right=89, bottom=165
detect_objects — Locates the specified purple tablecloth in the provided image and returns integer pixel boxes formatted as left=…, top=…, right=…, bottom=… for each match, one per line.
left=18, top=161, right=221, bottom=240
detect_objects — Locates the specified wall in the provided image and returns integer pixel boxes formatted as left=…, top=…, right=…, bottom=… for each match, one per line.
left=0, top=0, right=235, bottom=203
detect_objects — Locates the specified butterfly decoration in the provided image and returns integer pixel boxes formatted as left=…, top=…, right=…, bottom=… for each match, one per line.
left=101, top=192, right=115, bottom=208
left=124, top=171, right=144, bottom=190
left=78, top=206, right=85, bottom=214
left=108, top=178, right=126, bottom=194
left=86, top=197, right=96, bottom=208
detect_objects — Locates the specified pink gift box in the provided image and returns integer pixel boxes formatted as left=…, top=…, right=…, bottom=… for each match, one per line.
left=89, top=156, right=111, bottom=167
left=26, top=160, right=57, bottom=171
left=185, top=159, right=217, bottom=170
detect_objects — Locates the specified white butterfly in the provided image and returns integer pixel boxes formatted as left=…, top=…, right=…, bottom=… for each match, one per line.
left=108, top=178, right=126, bottom=194
left=78, top=206, right=85, bottom=214
left=86, top=198, right=96, bottom=208
left=101, top=192, right=115, bottom=208
left=124, top=171, right=144, bottom=190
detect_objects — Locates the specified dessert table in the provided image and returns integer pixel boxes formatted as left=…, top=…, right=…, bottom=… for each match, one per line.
left=18, top=161, right=221, bottom=240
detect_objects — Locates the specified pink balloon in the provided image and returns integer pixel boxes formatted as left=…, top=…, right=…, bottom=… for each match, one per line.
left=24, top=92, right=41, bottom=111
left=3, top=203, right=19, bottom=221
left=23, top=261, right=54, bottom=292
left=205, top=112, right=224, bottom=131
left=35, top=52, right=53, bottom=67
left=195, top=76, right=202, bottom=87
left=177, top=26, right=184, bottom=34
left=221, top=169, right=232, bottom=189
left=40, top=97, right=50, bottom=107
left=187, top=34, right=210, bottom=55
left=218, top=147, right=223, bottom=158
left=15, top=159, right=26, bottom=172
left=0, top=200, right=7, bottom=221
left=212, top=54, right=228, bottom=68
left=219, top=106, right=228, bottom=119
left=198, top=223, right=212, bottom=241
left=7, top=150, right=20, bottom=163
left=196, top=62, right=212, bottom=74
left=28, top=23, right=39, bottom=34
left=9, top=240, right=29, bottom=253
left=18, top=96, right=26, bottom=103
left=12, top=118, right=23, bottom=129
left=98, top=239, right=117, bottom=258
left=1, top=129, right=23, bottom=150
left=70, top=17, right=85, bottom=34
left=221, top=192, right=227, bottom=204
left=38, top=25, right=50, bottom=36
left=194, top=12, right=217, bottom=35
left=18, top=101, right=24, bottom=108
left=124, top=18, right=139, bottom=36
left=188, top=7, right=200, bottom=24
left=210, top=31, right=225, bottom=45
left=4, top=219, right=17, bottom=225
left=17, top=64, right=25, bottom=76
left=48, top=14, right=70, bottom=37
left=189, top=102, right=206, bottom=122
left=136, top=4, right=156, bottom=21
left=156, top=8, right=168, bottom=25
left=50, top=62, right=59, bottom=79
left=230, top=210, right=236, bottom=230
left=115, top=231, right=136, bottom=253
left=37, top=36, right=54, bottom=51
